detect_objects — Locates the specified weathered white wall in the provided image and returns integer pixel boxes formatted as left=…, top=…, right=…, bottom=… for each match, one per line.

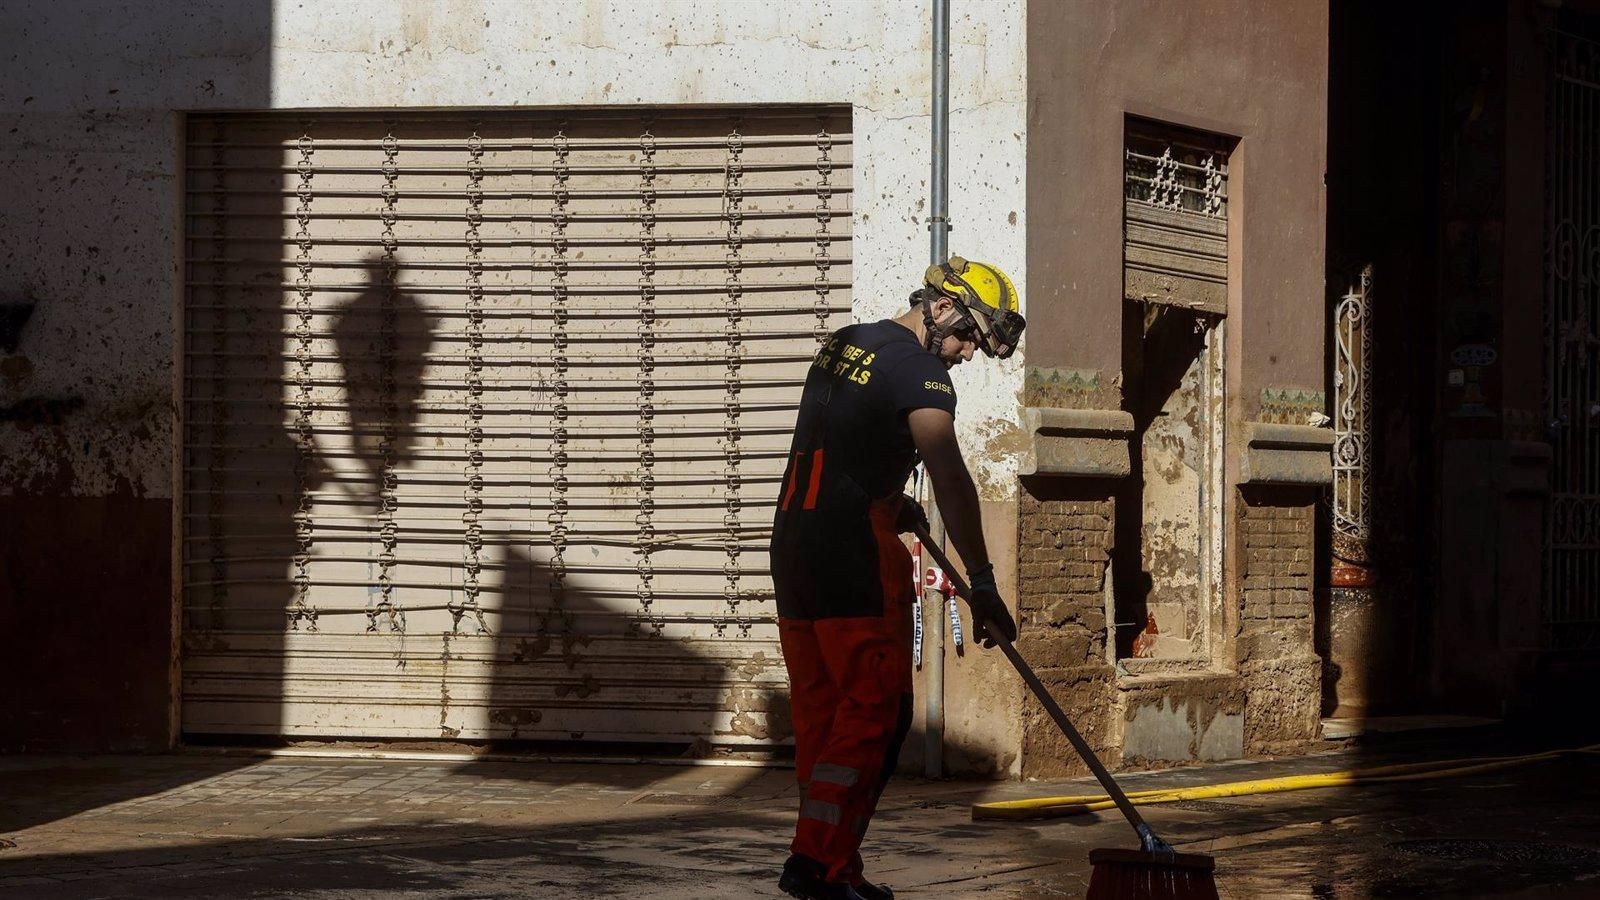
left=0, top=0, right=1027, bottom=499
left=1, top=0, right=1028, bottom=769
left=2, top=4, right=267, bottom=495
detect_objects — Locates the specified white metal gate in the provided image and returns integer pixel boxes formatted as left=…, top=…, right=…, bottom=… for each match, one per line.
left=1546, top=31, right=1600, bottom=650
left=181, top=109, right=851, bottom=745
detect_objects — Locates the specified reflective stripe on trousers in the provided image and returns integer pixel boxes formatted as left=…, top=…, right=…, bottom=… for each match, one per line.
left=778, top=497, right=915, bottom=885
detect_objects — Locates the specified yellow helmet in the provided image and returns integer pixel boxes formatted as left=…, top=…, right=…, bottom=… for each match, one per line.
left=920, top=256, right=1025, bottom=358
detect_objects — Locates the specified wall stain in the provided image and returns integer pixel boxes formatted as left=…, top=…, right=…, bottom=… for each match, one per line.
left=553, top=674, right=600, bottom=700
left=0, top=396, right=84, bottom=429
left=0, top=303, right=35, bottom=353
left=0, top=355, right=33, bottom=388
left=721, top=687, right=793, bottom=741
left=438, top=632, right=456, bottom=737
left=733, top=650, right=777, bottom=681
left=489, top=708, right=543, bottom=731
left=511, top=632, right=591, bottom=670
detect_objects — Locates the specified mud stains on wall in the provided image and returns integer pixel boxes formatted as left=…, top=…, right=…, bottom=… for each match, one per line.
left=0, top=494, right=171, bottom=751
left=1114, top=304, right=1218, bottom=662
left=1236, top=486, right=1322, bottom=753
left=1014, top=480, right=1118, bottom=778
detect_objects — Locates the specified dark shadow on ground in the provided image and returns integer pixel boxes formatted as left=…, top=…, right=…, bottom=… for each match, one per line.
left=0, top=756, right=247, bottom=836
left=3, top=727, right=1600, bottom=899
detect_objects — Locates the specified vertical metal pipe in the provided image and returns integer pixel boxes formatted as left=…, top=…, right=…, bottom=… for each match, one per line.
left=930, top=0, right=951, bottom=265
left=924, top=0, right=951, bottom=779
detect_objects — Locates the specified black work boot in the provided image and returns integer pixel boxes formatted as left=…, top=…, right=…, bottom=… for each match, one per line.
left=779, top=855, right=867, bottom=900
left=853, top=879, right=894, bottom=900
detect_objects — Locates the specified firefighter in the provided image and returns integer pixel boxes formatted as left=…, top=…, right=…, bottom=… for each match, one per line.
left=771, top=257, right=1025, bottom=900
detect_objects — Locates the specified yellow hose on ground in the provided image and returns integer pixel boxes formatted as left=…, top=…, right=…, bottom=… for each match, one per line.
left=971, top=743, right=1600, bottom=821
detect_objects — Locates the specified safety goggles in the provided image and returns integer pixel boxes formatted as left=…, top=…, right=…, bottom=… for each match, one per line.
left=969, top=304, right=1025, bottom=360
left=946, top=318, right=981, bottom=343
left=933, top=302, right=1024, bottom=360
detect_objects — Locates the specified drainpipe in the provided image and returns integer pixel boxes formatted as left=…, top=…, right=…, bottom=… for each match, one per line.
left=924, top=0, right=950, bottom=780
left=930, top=0, right=950, bottom=266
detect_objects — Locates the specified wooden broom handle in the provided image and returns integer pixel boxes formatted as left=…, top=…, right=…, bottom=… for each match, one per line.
left=913, top=525, right=1166, bottom=851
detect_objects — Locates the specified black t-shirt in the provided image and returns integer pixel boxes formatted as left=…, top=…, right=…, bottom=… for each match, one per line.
left=786, top=319, right=958, bottom=501
left=769, top=320, right=956, bottom=616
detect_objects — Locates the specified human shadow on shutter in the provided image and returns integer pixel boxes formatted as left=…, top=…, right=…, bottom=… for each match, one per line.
left=313, top=251, right=795, bottom=757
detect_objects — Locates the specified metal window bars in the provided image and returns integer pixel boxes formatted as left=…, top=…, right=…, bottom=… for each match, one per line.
left=1124, top=131, right=1229, bottom=220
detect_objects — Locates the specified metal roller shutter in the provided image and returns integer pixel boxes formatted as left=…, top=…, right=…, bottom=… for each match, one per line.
left=181, top=109, right=851, bottom=748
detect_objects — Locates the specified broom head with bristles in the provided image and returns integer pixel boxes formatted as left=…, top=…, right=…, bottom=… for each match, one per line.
left=1085, top=847, right=1220, bottom=900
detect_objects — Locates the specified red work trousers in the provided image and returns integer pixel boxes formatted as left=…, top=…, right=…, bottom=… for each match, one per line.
left=778, top=499, right=915, bottom=886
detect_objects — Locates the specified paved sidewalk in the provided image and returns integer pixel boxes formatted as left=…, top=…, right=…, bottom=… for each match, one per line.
left=2, top=731, right=1598, bottom=898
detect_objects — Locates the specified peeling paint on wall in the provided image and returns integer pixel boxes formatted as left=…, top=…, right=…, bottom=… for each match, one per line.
left=2, top=0, right=1029, bottom=762
left=1140, top=344, right=1206, bottom=658
left=721, top=686, right=794, bottom=742
left=1114, top=307, right=1221, bottom=662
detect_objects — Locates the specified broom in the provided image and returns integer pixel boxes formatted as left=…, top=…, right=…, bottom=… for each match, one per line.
left=914, top=525, right=1219, bottom=900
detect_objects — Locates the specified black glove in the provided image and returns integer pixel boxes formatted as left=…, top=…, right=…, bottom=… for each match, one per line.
left=965, top=564, right=1018, bottom=649
left=894, top=494, right=929, bottom=535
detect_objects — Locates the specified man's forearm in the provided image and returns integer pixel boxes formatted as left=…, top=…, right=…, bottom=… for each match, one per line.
left=928, top=461, right=990, bottom=574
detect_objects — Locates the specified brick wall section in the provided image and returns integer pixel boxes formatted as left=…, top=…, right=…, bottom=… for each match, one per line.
left=1015, top=479, right=1119, bottom=777
left=1013, top=480, right=1324, bottom=773
left=1239, top=494, right=1315, bottom=655
left=1017, top=493, right=1112, bottom=663
left=1236, top=486, right=1322, bottom=754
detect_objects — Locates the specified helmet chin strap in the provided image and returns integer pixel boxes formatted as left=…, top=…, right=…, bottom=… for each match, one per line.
left=919, top=289, right=941, bottom=353
left=919, top=287, right=961, bottom=355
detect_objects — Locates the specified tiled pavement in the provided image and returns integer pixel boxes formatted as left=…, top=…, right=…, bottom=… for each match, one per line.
left=2, top=731, right=1598, bottom=898
left=0, top=752, right=1091, bottom=898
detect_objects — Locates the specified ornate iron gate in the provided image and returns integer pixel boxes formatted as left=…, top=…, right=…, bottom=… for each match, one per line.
left=1545, top=31, right=1600, bottom=650
left=1332, top=265, right=1372, bottom=572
